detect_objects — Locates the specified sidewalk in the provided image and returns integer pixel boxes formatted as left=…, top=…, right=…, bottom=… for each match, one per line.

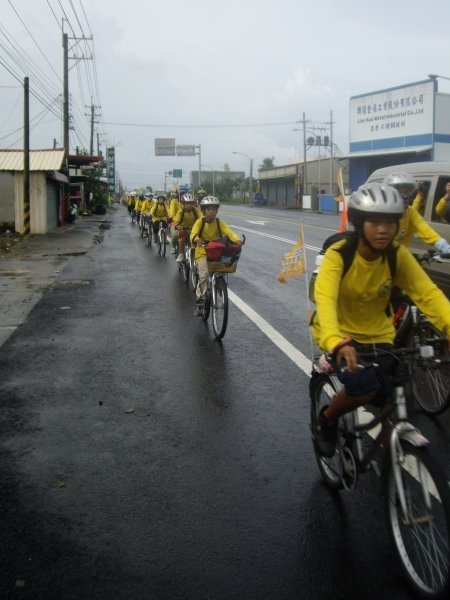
left=0, top=213, right=111, bottom=348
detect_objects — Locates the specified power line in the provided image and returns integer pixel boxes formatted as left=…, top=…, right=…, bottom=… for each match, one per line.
left=103, top=121, right=298, bottom=129
left=7, top=0, right=62, bottom=83
left=46, top=0, right=63, bottom=29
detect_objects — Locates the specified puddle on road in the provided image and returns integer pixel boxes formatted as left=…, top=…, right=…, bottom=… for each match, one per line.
left=52, top=279, right=94, bottom=288
left=0, top=269, right=29, bottom=277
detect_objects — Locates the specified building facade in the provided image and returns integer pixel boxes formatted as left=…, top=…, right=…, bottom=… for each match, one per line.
left=347, top=78, right=450, bottom=190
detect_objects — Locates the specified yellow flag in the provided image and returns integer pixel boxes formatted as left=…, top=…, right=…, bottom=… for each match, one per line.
left=336, top=167, right=345, bottom=197
left=278, top=225, right=306, bottom=283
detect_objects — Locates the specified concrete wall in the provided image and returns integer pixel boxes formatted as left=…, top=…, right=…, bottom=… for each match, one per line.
left=15, top=172, right=48, bottom=234
left=0, top=171, right=15, bottom=228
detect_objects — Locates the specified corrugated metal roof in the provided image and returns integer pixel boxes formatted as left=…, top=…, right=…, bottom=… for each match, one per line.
left=0, top=149, right=66, bottom=171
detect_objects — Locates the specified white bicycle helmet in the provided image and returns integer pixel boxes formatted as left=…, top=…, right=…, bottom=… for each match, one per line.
left=200, top=195, right=220, bottom=207
left=348, top=183, right=404, bottom=222
left=182, top=193, right=194, bottom=203
left=383, top=171, right=416, bottom=191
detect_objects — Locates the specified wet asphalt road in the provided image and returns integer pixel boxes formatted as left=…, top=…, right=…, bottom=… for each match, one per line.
left=1, top=204, right=449, bottom=600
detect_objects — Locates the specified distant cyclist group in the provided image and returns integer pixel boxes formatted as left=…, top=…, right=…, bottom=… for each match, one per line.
left=123, top=188, right=244, bottom=319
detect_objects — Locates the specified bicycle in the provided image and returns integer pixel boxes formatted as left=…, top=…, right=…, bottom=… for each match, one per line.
left=153, top=221, right=168, bottom=256
left=144, top=216, right=153, bottom=247
left=393, top=250, right=450, bottom=415
left=197, top=236, right=245, bottom=340
left=310, top=342, right=450, bottom=598
left=173, top=229, right=193, bottom=285
left=130, top=209, right=139, bottom=226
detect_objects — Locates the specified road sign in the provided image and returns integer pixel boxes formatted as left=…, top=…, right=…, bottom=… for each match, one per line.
left=172, top=169, right=182, bottom=177
left=176, top=145, right=196, bottom=156
left=155, top=138, right=175, bottom=156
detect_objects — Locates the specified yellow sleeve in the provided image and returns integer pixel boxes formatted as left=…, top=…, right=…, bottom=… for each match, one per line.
left=218, top=219, right=241, bottom=243
left=397, top=206, right=440, bottom=246
left=173, top=208, right=181, bottom=225
left=312, top=246, right=347, bottom=352
left=411, top=193, right=423, bottom=212
left=394, top=246, right=450, bottom=336
left=435, top=197, right=448, bottom=218
left=190, top=218, right=203, bottom=243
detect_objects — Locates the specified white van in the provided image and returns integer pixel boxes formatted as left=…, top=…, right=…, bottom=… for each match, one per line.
left=366, top=161, right=450, bottom=298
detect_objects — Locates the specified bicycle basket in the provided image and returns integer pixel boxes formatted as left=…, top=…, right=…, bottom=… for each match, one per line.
left=207, top=259, right=239, bottom=273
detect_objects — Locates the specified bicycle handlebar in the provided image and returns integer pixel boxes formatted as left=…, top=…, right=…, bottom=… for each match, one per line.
left=328, top=336, right=449, bottom=367
left=413, top=250, right=450, bottom=263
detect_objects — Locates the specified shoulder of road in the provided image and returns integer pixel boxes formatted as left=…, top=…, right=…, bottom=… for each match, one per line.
left=0, top=211, right=112, bottom=348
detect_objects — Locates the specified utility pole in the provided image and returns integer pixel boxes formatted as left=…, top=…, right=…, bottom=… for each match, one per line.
left=327, top=110, right=334, bottom=195
left=63, top=33, right=69, bottom=158
left=62, top=28, right=94, bottom=156
left=296, top=112, right=309, bottom=196
left=86, top=101, right=101, bottom=155
left=23, top=77, right=30, bottom=238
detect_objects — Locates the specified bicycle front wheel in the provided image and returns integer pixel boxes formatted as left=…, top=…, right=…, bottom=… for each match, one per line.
left=161, top=229, right=167, bottom=257
left=385, top=441, right=450, bottom=598
left=309, top=372, right=343, bottom=491
left=211, top=276, right=228, bottom=340
left=409, top=326, right=450, bottom=415
left=190, top=257, right=198, bottom=293
left=181, top=260, right=189, bottom=284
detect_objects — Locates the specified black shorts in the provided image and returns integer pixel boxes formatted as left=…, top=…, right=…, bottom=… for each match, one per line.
left=333, top=342, right=396, bottom=403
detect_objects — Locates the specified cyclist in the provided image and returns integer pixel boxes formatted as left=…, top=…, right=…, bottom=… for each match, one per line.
left=150, top=195, right=170, bottom=242
left=127, top=192, right=136, bottom=216
left=190, top=195, right=242, bottom=316
left=168, top=191, right=182, bottom=254
left=134, top=194, right=144, bottom=228
left=173, top=193, right=201, bottom=263
left=195, top=188, right=207, bottom=207
left=383, top=171, right=450, bottom=253
left=140, top=193, right=155, bottom=236
left=311, top=182, right=450, bottom=457
left=435, top=181, right=450, bottom=221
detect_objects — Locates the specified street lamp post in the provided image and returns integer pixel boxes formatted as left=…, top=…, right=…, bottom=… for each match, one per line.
left=232, top=151, right=253, bottom=203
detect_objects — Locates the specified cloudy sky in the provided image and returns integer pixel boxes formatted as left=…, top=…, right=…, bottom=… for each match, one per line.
left=2, top=0, right=450, bottom=190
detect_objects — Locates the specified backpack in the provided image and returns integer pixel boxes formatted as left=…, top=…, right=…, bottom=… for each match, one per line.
left=197, top=216, right=223, bottom=241
left=197, top=217, right=242, bottom=264
left=309, top=231, right=397, bottom=315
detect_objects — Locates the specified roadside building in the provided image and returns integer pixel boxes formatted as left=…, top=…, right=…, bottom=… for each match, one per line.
left=257, top=156, right=348, bottom=210
left=0, top=148, right=67, bottom=234
left=346, top=77, right=450, bottom=190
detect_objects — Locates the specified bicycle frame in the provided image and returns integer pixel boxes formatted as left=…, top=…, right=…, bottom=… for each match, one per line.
left=326, top=350, right=431, bottom=494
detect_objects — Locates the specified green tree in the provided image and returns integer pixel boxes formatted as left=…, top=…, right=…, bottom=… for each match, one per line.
left=259, top=156, right=275, bottom=170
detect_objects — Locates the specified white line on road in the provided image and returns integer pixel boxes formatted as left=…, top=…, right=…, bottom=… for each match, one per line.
left=228, top=288, right=312, bottom=375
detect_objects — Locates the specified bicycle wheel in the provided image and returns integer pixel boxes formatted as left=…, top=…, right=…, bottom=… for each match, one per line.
left=190, top=257, right=198, bottom=292
left=181, top=259, right=189, bottom=284
left=147, top=226, right=152, bottom=247
left=161, top=229, right=167, bottom=257
left=408, top=326, right=450, bottom=415
left=201, top=293, right=211, bottom=322
left=385, top=441, right=450, bottom=598
left=211, top=276, right=228, bottom=340
left=309, top=372, right=343, bottom=491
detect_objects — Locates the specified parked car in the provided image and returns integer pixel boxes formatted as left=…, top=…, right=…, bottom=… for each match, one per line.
left=366, top=161, right=450, bottom=298
left=253, top=192, right=267, bottom=206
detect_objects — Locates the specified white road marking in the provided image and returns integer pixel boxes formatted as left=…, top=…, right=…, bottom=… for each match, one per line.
left=228, top=288, right=312, bottom=375
left=246, top=220, right=267, bottom=225
left=228, top=290, right=380, bottom=442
